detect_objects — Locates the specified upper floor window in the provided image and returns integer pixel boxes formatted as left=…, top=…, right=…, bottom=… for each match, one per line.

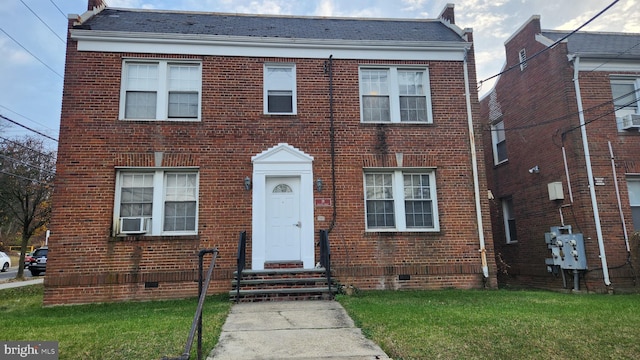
left=359, top=67, right=433, bottom=124
left=114, top=169, right=199, bottom=236
left=364, top=170, right=439, bottom=232
left=264, top=64, right=296, bottom=115
left=120, top=60, right=201, bottom=121
left=611, top=79, right=640, bottom=131
left=491, top=120, right=507, bottom=164
left=627, top=178, right=640, bottom=231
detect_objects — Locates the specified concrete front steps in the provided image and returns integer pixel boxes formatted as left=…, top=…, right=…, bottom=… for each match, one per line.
left=230, top=266, right=337, bottom=302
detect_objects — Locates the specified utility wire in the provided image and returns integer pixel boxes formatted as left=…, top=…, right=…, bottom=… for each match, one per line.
left=0, top=154, right=56, bottom=175
left=0, top=135, right=56, bottom=160
left=478, top=0, right=620, bottom=87
left=0, top=26, right=64, bottom=79
left=48, top=0, right=68, bottom=19
left=0, top=104, right=60, bottom=136
left=19, top=0, right=65, bottom=44
left=0, top=169, right=53, bottom=186
left=0, top=115, right=59, bottom=142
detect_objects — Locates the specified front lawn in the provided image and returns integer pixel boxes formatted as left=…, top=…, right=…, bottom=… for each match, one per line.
left=337, top=289, right=640, bottom=360
left=0, top=285, right=231, bottom=359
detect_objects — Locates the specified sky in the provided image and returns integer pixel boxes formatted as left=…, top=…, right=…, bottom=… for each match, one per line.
left=1, top=0, right=639, bottom=152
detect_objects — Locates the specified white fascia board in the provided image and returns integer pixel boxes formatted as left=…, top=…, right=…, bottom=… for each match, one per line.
left=574, top=57, right=640, bottom=72
left=71, top=30, right=469, bottom=61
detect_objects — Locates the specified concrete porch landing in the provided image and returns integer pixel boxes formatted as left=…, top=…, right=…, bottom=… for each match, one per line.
left=208, top=300, right=390, bottom=360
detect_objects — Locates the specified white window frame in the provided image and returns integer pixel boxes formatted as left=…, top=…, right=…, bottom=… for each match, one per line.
left=491, top=119, right=507, bottom=165
left=119, top=59, right=202, bottom=121
left=359, top=66, right=433, bottom=124
left=610, top=78, right=640, bottom=131
left=113, top=169, right=199, bottom=236
left=627, top=178, right=640, bottom=231
left=363, top=169, right=439, bottom=232
left=502, top=197, right=517, bottom=243
left=263, top=63, right=297, bottom=115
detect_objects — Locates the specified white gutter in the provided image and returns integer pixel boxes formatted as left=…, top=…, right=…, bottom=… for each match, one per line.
left=463, top=48, right=489, bottom=278
left=572, top=56, right=611, bottom=286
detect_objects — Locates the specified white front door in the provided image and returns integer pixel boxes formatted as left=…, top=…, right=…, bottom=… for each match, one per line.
left=265, top=176, right=301, bottom=261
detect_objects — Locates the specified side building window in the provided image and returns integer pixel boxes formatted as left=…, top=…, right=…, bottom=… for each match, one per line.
left=610, top=79, right=640, bottom=131
left=627, top=179, right=640, bottom=231
left=114, top=170, right=198, bottom=236
left=359, top=66, right=433, bottom=123
left=264, top=63, right=297, bottom=115
left=491, top=120, right=507, bottom=164
left=120, top=60, right=201, bottom=121
left=364, top=170, right=439, bottom=232
left=502, top=197, right=517, bottom=243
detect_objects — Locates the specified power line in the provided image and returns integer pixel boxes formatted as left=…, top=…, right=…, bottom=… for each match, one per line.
left=0, top=154, right=56, bottom=175
left=0, top=26, right=64, bottom=79
left=0, top=169, right=53, bottom=186
left=0, top=104, right=60, bottom=136
left=0, top=115, right=59, bottom=142
left=48, top=0, right=68, bottom=19
left=19, top=0, right=65, bottom=44
left=0, top=135, right=56, bottom=160
left=478, top=0, right=620, bottom=87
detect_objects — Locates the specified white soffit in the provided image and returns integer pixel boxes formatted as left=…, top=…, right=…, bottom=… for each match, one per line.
left=71, top=30, right=469, bottom=61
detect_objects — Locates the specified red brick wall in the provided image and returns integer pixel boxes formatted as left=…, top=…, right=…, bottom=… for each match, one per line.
left=47, top=34, right=496, bottom=305
left=480, top=18, right=640, bottom=293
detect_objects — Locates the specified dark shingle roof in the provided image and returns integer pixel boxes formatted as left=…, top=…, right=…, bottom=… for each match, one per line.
left=77, top=8, right=465, bottom=43
left=542, top=30, right=640, bottom=58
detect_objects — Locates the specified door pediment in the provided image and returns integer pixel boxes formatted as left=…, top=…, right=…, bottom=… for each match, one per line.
left=252, top=143, right=314, bottom=164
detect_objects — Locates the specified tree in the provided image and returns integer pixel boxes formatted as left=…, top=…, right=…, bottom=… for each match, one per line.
left=0, top=136, right=56, bottom=278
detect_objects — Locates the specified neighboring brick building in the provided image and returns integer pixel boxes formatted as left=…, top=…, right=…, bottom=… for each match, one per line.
left=480, top=16, right=640, bottom=293
left=46, top=1, right=496, bottom=305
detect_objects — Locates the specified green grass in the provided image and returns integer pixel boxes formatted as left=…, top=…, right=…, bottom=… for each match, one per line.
left=337, top=289, right=640, bottom=360
left=0, top=285, right=231, bottom=360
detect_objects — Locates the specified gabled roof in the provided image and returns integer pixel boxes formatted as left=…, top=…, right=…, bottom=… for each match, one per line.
left=541, top=30, right=640, bottom=58
left=76, top=8, right=466, bottom=43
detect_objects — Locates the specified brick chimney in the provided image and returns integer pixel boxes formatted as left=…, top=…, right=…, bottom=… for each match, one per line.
left=88, top=0, right=107, bottom=11
left=439, top=3, right=455, bottom=25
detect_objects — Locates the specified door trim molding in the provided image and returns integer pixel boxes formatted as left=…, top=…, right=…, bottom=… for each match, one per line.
left=251, top=143, right=314, bottom=270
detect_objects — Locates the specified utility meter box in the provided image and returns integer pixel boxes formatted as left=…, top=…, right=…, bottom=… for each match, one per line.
left=545, top=226, right=587, bottom=270
left=547, top=182, right=564, bottom=201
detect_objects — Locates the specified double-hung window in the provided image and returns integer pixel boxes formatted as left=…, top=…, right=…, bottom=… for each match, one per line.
left=359, top=66, right=433, bottom=123
left=627, top=179, right=640, bottom=231
left=610, top=78, right=640, bottom=131
left=364, top=170, right=439, bottom=231
left=120, top=60, right=201, bottom=121
left=491, top=119, right=507, bottom=164
left=115, top=170, right=198, bottom=236
left=264, top=64, right=296, bottom=115
left=502, top=197, right=517, bottom=243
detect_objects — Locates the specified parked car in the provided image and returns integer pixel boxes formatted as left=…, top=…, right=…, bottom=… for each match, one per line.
left=24, top=251, right=34, bottom=269
left=0, top=251, right=10, bottom=272
left=29, top=247, right=48, bottom=276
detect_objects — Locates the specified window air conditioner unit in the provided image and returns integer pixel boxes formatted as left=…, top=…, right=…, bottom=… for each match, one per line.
left=621, top=114, right=640, bottom=130
left=120, top=217, right=149, bottom=234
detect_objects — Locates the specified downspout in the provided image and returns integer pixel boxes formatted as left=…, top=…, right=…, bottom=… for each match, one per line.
left=463, top=48, right=489, bottom=279
left=326, top=55, right=337, bottom=233
left=572, top=56, right=611, bottom=286
left=608, top=141, right=630, bottom=253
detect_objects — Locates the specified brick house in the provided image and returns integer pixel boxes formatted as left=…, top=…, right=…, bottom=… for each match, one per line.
left=46, top=0, right=496, bottom=305
left=480, top=16, right=640, bottom=293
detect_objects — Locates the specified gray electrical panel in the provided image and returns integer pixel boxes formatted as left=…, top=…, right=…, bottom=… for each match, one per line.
left=545, top=226, right=587, bottom=270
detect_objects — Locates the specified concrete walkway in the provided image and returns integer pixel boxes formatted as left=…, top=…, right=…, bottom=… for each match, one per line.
left=208, top=300, right=390, bottom=360
left=0, top=277, right=43, bottom=290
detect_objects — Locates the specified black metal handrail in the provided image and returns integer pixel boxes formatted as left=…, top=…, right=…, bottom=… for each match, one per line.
left=319, top=229, right=332, bottom=296
left=163, top=248, right=219, bottom=360
left=236, top=231, right=247, bottom=303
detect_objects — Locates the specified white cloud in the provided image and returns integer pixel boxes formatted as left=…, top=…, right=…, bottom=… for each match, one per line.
left=315, top=0, right=335, bottom=16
